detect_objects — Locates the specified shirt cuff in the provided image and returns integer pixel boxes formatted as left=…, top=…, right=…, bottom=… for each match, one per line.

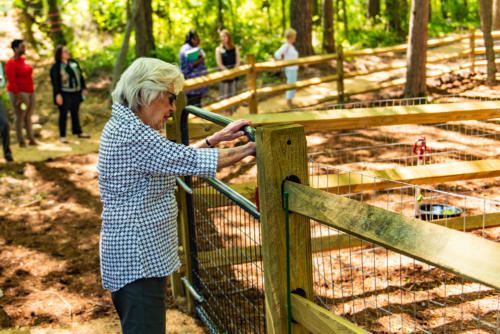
left=195, top=148, right=219, bottom=178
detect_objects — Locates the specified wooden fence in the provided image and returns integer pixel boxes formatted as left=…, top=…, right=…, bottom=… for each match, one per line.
left=171, top=93, right=500, bottom=332
left=256, top=123, right=500, bottom=333
left=181, top=29, right=500, bottom=115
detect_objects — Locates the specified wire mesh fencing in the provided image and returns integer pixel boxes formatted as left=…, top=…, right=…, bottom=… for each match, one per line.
left=308, top=162, right=500, bottom=333
left=189, top=176, right=265, bottom=334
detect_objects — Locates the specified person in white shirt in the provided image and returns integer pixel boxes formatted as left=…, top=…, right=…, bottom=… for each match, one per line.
left=274, top=28, right=298, bottom=108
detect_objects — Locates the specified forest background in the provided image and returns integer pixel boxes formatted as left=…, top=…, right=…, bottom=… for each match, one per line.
left=2, top=0, right=483, bottom=81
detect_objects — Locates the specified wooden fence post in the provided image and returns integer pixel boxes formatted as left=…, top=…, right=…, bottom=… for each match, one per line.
left=168, top=92, right=195, bottom=312
left=469, top=27, right=476, bottom=73
left=337, top=44, right=345, bottom=104
left=247, top=54, right=258, bottom=114
left=256, top=124, right=314, bottom=334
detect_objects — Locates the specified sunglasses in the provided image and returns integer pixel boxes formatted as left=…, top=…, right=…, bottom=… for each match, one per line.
left=166, top=91, right=177, bottom=105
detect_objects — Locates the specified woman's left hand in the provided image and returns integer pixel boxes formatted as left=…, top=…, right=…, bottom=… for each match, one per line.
left=209, top=119, right=252, bottom=145
left=82, top=89, right=88, bottom=98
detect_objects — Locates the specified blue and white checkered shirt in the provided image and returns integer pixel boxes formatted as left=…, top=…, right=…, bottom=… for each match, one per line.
left=97, top=103, right=219, bottom=292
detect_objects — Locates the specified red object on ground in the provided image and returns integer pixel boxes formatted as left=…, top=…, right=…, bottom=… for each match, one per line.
left=413, top=135, right=431, bottom=160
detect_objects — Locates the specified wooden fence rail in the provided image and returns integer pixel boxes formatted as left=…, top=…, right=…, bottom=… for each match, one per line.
left=254, top=123, right=500, bottom=333
left=167, top=101, right=500, bottom=140
left=182, top=30, right=500, bottom=115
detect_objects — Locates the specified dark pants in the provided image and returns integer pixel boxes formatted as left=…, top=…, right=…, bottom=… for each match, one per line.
left=111, top=277, right=166, bottom=334
left=0, top=99, right=12, bottom=161
left=187, top=94, right=202, bottom=107
left=58, top=92, right=83, bottom=137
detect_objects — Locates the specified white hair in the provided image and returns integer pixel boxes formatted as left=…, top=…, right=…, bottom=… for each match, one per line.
left=111, top=57, right=184, bottom=111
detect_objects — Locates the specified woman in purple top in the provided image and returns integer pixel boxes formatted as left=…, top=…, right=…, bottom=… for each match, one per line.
left=179, top=30, right=208, bottom=107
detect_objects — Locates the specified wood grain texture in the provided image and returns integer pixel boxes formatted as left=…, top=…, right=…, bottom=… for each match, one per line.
left=284, top=181, right=500, bottom=291
left=170, top=101, right=500, bottom=139
left=171, top=93, right=195, bottom=311
left=256, top=124, right=313, bottom=334
left=183, top=65, right=250, bottom=90
left=196, top=211, right=499, bottom=268
left=291, top=294, right=369, bottom=334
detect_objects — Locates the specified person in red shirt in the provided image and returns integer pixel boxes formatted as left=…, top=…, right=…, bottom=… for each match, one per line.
left=5, top=39, right=37, bottom=147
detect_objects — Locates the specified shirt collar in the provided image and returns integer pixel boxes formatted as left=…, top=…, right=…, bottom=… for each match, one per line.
left=112, top=103, right=143, bottom=124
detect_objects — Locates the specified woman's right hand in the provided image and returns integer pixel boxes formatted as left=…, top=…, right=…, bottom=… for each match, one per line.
left=193, top=54, right=204, bottom=66
left=56, top=94, right=63, bottom=106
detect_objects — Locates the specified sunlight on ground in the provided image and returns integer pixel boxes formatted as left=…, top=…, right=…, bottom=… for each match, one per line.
left=0, top=308, right=205, bottom=334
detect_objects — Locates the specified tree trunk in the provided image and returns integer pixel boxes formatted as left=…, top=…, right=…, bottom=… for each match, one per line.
left=47, top=0, right=65, bottom=46
left=282, top=0, right=287, bottom=35
left=404, top=0, right=429, bottom=97
left=342, top=0, right=348, bottom=37
left=322, top=0, right=335, bottom=53
left=478, top=0, right=497, bottom=84
left=217, top=0, right=224, bottom=30
left=493, top=0, right=500, bottom=30
left=367, top=0, right=380, bottom=20
left=134, top=0, right=155, bottom=57
left=111, top=0, right=135, bottom=95
left=386, top=0, right=402, bottom=37
left=290, top=0, right=314, bottom=55
left=19, top=0, right=39, bottom=52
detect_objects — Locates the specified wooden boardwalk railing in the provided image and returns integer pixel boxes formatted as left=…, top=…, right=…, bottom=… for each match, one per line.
left=167, top=100, right=500, bottom=140
left=182, top=29, right=500, bottom=115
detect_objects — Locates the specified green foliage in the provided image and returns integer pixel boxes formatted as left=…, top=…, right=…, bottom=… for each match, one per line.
left=151, top=45, right=178, bottom=64
left=9, top=0, right=483, bottom=81
left=88, top=0, right=126, bottom=32
left=77, top=39, right=135, bottom=78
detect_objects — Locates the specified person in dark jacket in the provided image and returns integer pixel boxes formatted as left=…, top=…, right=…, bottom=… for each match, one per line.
left=0, top=62, right=13, bottom=162
left=50, top=45, right=89, bottom=143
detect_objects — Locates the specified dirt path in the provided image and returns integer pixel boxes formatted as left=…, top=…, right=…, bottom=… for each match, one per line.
left=0, top=154, right=207, bottom=333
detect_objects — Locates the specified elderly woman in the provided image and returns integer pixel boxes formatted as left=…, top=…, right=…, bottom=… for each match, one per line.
left=97, top=57, right=255, bottom=333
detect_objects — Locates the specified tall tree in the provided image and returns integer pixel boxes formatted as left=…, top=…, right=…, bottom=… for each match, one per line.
left=478, top=0, right=497, bottom=84
left=217, top=0, right=224, bottom=30
left=111, top=0, right=135, bottom=96
left=134, top=0, right=155, bottom=57
left=47, top=0, right=65, bottom=46
left=367, top=0, right=380, bottom=21
left=282, top=0, right=287, bottom=34
left=17, top=0, right=40, bottom=52
left=290, top=0, right=314, bottom=55
left=386, top=0, right=403, bottom=38
left=404, top=0, right=429, bottom=97
left=322, top=0, right=335, bottom=53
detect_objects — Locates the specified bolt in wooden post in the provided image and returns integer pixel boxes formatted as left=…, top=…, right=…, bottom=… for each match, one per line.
left=247, top=54, right=258, bottom=114
left=337, top=45, right=345, bottom=104
left=470, top=27, right=476, bottom=73
left=256, top=124, right=314, bottom=334
left=168, top=92, right=195, bottom=312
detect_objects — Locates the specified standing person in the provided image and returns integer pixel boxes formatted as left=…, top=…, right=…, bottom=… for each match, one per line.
left=50, top=45, right=90, bottom=143
left=98, top=57, right=255, bottom=334
left=0, top=63, right=13, bottom=162
left=5, top=39, right=37, bottom=147
left=179, top=30, right=208, bottom=107
left=274, top=28, right=299, bottom=108
left=215, top=29, right=240, bottom=115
